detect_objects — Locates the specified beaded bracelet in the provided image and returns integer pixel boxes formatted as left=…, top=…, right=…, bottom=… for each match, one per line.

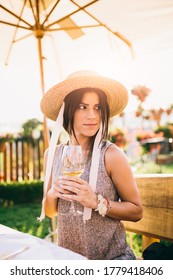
left=105, top=197, right=112, bottom=215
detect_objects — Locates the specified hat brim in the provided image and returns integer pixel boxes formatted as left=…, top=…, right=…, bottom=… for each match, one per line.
left=41, top=75, right=129, bottom=121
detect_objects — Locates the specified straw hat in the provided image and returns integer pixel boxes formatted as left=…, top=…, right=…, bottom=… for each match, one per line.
left=41, top=70, right=129, bottom=120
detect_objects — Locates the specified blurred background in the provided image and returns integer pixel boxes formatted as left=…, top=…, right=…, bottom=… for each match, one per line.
left=1, top=0, right=173, bottom=258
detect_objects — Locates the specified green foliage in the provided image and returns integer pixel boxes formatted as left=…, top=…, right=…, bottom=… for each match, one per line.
left=134, top=160, right=173, bottom=174
left=0, top=181, right=51, bottom=239
left=0, top=180, right=43, bottom=205
left=0, top=203, right=50, bottom=238
left=0, top=133, right=14, bottom=143
left=126, top=232, right=142, bottom=258
left=21, top=118, right=43, bottom=137
left=155, top=125, right=172, bottom=138
left=109, top=128, right=126, bottom=143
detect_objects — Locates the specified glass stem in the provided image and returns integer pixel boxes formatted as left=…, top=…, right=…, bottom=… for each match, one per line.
left=69, top=201, right=76, bottom=214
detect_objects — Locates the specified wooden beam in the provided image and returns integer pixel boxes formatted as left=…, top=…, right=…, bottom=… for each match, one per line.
left=123, top=175, right=173, bottom=246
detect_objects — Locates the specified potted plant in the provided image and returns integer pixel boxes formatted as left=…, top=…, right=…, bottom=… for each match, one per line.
left=109, top=128, right=126, bottom=149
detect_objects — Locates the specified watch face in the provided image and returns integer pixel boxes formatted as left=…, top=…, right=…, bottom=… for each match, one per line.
left=98, top=203, right=107, bottom=216
left=96, top=194, right=108, bottom=216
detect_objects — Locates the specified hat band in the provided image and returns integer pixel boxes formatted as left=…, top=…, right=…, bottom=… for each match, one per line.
left=83, top=123, right=102, bottom=222
left=38, top=103, right=65, bottom=221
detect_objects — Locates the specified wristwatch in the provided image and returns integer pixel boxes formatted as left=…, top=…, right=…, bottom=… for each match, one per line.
left=94, top=194, right=110, bottom=217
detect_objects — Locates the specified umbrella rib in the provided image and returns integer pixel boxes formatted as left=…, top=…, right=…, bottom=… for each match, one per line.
left=35, top=0, right=40, bottom=27
left=28, top=0, right=37, bottom=23
left=44, top=0, right=99, bottom=29
left=42, top=0, right=61, bottom=26
left=13, top=33, right=34, bottom=43
left=0, top=20, right=31, bottom=30
left=47, top=24, right=101, bottom=31
left=3, top=0, right=32, bottom=65
left=34, top=0, right=44, bottom=38
left=0, top=4, right=32, bottom=28
left=40, top=0, right=47, bottom=12
left=70, top=0, right=134, bottom=56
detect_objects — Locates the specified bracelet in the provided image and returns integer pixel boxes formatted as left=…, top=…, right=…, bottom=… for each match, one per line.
left=94, top=194, right=111, bottom=217
left=105, top=197, right=112, bottom=215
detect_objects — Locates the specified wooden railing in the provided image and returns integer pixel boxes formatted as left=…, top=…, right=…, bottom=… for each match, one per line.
left=123, top=174, right=173, bottom=252
left=0, top=138, right=44, bottom=182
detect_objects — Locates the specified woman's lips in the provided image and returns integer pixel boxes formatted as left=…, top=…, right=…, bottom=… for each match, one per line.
left=84, top=123, right=97, bottom=127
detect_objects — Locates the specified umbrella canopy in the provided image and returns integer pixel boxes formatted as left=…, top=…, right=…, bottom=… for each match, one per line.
left=1, top=0, right=173, bottom=59
left=1, top=0, right=173, bottom=138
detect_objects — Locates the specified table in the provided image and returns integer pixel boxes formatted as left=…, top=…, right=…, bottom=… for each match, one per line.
left=0, top=224, right=86, bottom=260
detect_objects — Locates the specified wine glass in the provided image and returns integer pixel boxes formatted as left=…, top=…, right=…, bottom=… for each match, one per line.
left=62, top=145, right=85, bottom=215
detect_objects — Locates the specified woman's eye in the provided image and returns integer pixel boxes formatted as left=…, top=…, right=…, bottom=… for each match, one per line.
left=79, top=104, right=87, bottom=110
left=78, top=104, right=101, bottom=110
left=95, top=105, right=101, bottom=110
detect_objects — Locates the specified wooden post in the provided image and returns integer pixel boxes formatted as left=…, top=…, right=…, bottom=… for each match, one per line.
left=37, top=139, right=41, bottom=179
left=142, top=236, right=160, bottom=251
left=15, top=141, right=19, bottom=181
left=123, top=174, right=173, bottom=253
left=4, top=147, right=7, bottom=181
left=26, top=142, right=30, bottom=180
left=9, top=142, right=13, bottom=181
left=21, top=142, right=25, bottom=180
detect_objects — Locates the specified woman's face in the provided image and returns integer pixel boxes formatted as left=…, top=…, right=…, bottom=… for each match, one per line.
left=73, top=91, right=101, bottom=138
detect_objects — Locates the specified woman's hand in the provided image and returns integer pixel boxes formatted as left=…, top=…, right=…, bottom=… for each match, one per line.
left=48, top=178, right=73, bottom=199
left=55, top=175, right=98, bottom=209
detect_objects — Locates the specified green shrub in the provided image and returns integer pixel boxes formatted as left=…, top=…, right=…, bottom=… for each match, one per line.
left=155, top=126, right=172, bottom=138
left=0, top=181, right=43, bottom=205
left=0, top=181, right=51, bottom=240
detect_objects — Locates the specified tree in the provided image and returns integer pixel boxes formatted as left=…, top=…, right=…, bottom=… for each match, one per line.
left=21, top=118, right=43, bottom=138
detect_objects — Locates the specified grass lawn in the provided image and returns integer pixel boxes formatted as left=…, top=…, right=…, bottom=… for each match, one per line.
left=0, top=203, right=50, bottom=239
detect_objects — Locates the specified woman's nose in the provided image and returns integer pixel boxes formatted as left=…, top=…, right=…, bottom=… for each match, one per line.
left=86, top=108, right=96, bottom=119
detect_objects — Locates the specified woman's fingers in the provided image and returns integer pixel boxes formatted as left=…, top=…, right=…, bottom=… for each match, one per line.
left=49, top=180, right=74, bottom=198
left=56, top=185, right=74, bottom=195
left=58, top=175, right=86, bottom=184
left=54, top=176, right=97, bottom=208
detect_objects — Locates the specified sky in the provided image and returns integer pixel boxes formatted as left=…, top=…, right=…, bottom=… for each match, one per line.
left=1, top=46, right=173, bottom=130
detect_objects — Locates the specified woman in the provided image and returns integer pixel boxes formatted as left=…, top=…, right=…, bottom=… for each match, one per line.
left=39, top=70, right=143, bottom=260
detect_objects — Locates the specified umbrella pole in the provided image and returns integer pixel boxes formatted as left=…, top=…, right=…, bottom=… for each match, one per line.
left=37, top=36, right=57, bottom=243
left=37, top=37, right=50, bottom=150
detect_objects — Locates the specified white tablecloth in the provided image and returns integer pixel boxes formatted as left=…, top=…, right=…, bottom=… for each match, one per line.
left=0, top=224, right=86, bottom=260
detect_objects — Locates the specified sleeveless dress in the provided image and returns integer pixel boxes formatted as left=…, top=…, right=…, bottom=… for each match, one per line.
left=52, top=141, right=136, bottom=260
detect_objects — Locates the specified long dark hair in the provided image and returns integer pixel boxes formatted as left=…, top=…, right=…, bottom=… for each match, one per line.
left=63, top=88, right=110, bottom=143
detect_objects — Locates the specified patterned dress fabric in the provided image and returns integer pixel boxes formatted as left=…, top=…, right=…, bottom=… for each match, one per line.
left=52, top=141, right=136, bottom=260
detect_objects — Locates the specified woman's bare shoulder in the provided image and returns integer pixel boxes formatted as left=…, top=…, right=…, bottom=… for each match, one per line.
left=105, top=144, right=126, bottom=161
left=105, top=144, right=130, bottom=173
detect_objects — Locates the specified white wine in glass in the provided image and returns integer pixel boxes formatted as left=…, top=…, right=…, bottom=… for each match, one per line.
left=62, top=145, right=85, bottom=214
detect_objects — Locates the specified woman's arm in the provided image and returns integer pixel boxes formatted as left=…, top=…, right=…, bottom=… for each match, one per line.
left=43, top=149, right=58, bottom=218
left=104, top=145, right=143, bottom=222
left=53, top=144, right=143, bottom=222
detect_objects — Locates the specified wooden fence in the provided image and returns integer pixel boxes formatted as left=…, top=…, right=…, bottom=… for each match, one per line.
left=0, top=138, right=44, bottom=182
